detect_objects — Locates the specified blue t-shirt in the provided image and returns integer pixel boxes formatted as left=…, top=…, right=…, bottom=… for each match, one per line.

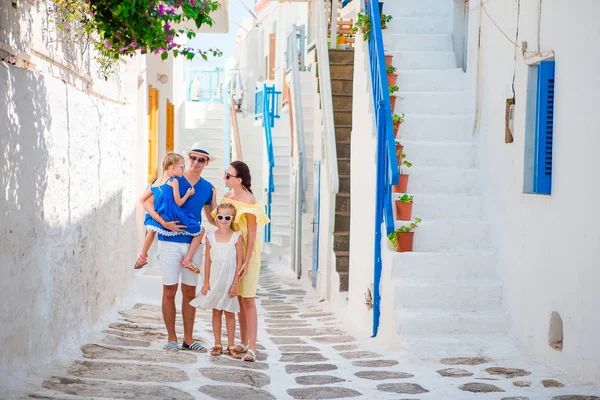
left=158, top=176, right=213, bottom=244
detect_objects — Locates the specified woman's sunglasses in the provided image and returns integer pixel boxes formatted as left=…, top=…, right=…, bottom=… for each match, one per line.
left=225, top=172, right=238, bottom=180
left=216, top=214, right=232, bottom=221
left=189, top=155, right=207, bottom=164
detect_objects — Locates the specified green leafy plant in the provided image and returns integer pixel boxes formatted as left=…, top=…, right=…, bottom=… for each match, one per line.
left=46, top=0, right=222, bottom=79
left=386, top=65, right=397, bottom=74
left=351, top=9, right=393, bottom=41
left=392, top=113, right=405, bottom=124
left=389, top=85, right=399, bottom=95
left=387, top=218, right=422, bottom=244
left=402, top=159, right=413, bottom=169
left=398, top=194, right=414, bottom=203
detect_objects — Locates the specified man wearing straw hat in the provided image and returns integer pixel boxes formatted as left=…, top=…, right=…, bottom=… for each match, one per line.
left=143, top=142, right=216, bottom=352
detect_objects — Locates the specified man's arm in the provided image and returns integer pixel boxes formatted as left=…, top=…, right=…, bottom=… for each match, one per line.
left=143, top=197, right=186, bottom=232
left=203, top=204, right=216, bottom=226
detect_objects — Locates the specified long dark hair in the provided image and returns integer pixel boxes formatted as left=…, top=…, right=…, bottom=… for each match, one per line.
left=230, top=161, right=253, bottom=194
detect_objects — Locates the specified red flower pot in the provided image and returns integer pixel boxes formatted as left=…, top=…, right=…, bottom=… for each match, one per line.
left=390, top=96, right=396, bottom=113
left=385, top=54, right=393, bottom=67
left=393, top=121, right=400, bottom=137
left=392, top=174, right=409, bottom=193
left=395, top=144, right=403, bottom=165
left=394, top=201, right=413, bottom=221
left=394, top=232, right=414, bottom=252
left=387, top=73, right=398, bottom=86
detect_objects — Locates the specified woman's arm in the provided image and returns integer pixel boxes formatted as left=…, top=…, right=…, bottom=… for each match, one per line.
left=234, top=236, right=243, bottom=281
left=142, top=197, right=186, bottom=232
left=239, top=213, right=257, bottom=278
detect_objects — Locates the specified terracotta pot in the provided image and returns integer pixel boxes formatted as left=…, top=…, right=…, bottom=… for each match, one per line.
left=395, top=200, right=413, bottom=221
left=392, top=174, right=409, bottom=193
left=395, top=144, right=403, bottom=165
left=390, top=96, right=396, bottom=113
left=394, top=232, right=414, bottom=252
left=393, top=121, right=400, bottom=137
left=387, top=73, right=398, bottom=86
left=385, top=54, right=393, bottom=67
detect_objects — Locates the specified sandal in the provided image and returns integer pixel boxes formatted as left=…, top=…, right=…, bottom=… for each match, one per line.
left=243, top=349, right=256, bottom=362
left=134, top=255, right=148, bottom=269
left=210, top=344, right=223, bottom=356
left=182, top=341, right=206, bottom=352
left=232, top=343, right=248, bottom=354
left=181, top=260, right=200, bottom=274
left=226, top=346, right=243, bottom=359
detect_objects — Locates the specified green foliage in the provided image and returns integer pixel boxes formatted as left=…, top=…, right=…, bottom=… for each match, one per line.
left=351, top=9, right=392, bottom=41
left=388, top=85, right=399, bottom=95
left=386, top=65, right=397, bottom=74
left=402, top=159, right=412, bottom=168
left=49, top=0, right=222, bottom=79
left=398, top=194, right=413, bottom=203
left=392, top=113, right=405, bottom=124
left=387, top=218, right=422, bottom=244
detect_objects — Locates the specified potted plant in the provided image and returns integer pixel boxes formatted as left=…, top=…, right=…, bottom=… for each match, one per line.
left=389, top=85, right=399, bottom=114
left=392, top=113, right=404, bottom=137
left=386, top=65, right=398, bottom=86
left=395, top=140, right=404, bottom=164
left=351, top=9, right=393, bottom=41
left=392, top=158, right=411, bottom=193
left=388, top=218, right=422, bottom=252
left=395, top=194, right=413, bottom=221
left=385, top=54, right=393, bottom=67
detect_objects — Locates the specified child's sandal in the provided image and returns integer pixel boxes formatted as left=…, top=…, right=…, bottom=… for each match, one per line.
left=227, top=346, right=243, bottom=359
left=134, top=255, right=148, bottom=269
left=210, top=344, right=223, bottom=356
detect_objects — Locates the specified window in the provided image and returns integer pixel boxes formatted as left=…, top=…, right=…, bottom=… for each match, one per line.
left=524, top=60, right=555, bottom=194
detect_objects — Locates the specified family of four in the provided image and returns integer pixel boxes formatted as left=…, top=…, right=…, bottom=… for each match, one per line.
left=134, top=142, right=269, bottom=362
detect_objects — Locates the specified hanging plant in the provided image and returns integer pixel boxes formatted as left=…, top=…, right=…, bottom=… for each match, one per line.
left=351, top=8, right=392, bottom=41
left=41, top=0, right=222, bottom=79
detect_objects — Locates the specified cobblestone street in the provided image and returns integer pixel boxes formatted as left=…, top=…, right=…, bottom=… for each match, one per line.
left=25, top=264, right=600, bottom=400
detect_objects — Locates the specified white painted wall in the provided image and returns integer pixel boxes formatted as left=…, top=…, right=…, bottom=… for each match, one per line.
left=465, top=0, right=600, bottom=380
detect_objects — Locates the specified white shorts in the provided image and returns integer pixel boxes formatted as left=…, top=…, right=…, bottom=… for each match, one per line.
left=158, top=240, right=202, bottom=287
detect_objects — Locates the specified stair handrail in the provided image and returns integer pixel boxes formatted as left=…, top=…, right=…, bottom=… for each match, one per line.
left=314, top=0, right=339, bottom=195
left=366, top=0, right=399, bottom=338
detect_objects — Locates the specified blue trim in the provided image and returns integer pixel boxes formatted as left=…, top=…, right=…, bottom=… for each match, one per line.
left=366, top=0, right=399, bottom=338
left=188, top=67, right=223, bottom=102
left=311, top=161, right=321, bottom=288
left=534, top=60, right=555, bottom=195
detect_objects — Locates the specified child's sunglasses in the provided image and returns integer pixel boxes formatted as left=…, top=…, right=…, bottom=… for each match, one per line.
left=216, top=214, right=232, bottom=221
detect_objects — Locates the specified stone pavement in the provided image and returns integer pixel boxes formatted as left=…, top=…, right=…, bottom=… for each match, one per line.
left=26, top=264, right=600, bottom=400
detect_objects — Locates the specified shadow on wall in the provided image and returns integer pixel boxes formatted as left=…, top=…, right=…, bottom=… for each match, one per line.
left=0, top=64, right=136, bottom=393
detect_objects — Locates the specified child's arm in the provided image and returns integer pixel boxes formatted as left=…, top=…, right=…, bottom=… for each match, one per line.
left=229, top=236, right=244, bottom=298
left=201, top=240, right=211, bottom=295
left=168, top=178, right=194, bottom=207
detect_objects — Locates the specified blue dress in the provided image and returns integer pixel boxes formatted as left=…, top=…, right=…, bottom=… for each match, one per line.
left=144, top=178, right=202, bottom=236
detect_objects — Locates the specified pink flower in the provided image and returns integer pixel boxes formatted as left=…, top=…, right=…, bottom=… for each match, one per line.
left=149, top=1, right=155, bottom=6
left=167, top=7, right=175, bottom=14
left=130, top=42, right=137, bottom=48
left=104, top=40, right=112, bottom=49
left=157, top=3, right=165, bottom=15
left=167, top=35, right=174, bottom=43
left=164, top=22, right=171, bottom=31
left=190, top=0, right=197, bottom=6
left=119, top=46, right=127, bottom=52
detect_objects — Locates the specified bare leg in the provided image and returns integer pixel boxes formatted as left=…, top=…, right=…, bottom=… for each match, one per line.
left=162, top=284, right=178, bottom=343
left=224, top=311, right=236, bottom=349
left=182, top=232, right=204, bottom=269
left=241, top=297, right=258, bottom=351
left=181, top=283, right=197, bottom=344
left=237, top=295, right=248, bottom=348
left=140, top=230, right=156, bottom=257
left=212, top=309, right=223, bottom=345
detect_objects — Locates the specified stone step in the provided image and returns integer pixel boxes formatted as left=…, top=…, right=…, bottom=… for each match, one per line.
left=389, top=51, right=456, bottom=70
left=399, top=114, right=473, bottom=142
left=383, top=33, right=453, bottom=52
left=390, top=251, right=499, bottom=283
left=339, top=174, right=350, bottom=193
left=335, top=251, right=349, bottom=275
left=394, top=193, right=484, bottom=221
left=395, top=91, right=468, bottom=115
left=337, top=158, right=350, bottom=176
left=330, top=63, right=354, bottom=80
left=394, top=280, right=504, bottom=311
left=332, top=94, right=353, bottom=112
left=334, top=231, right=350, bottom=252
left=336, top=141, right=351, bottom=158
left=393, top=220, right=493, bottom=252
left=274, top=155, right=291, bottom=167
left=395, top=310, right=510, bottom=336
left=334, top=111, right=352, bottom=125
left=331, top=79, right=354, bottom=96
left=335, top=211, right=350, bottom=231
left=328, top=49, right=355, bottom=64
left=387, top=16, right=452, bottom=34
left=338, top=271, right=349, bottom=292
left=335, top=126, right=352, bottom=141
left=386, top=0, right=452, bottom=17
left=404, top=167, right=480, bottom=195
left=335, top=193, right=350, bottom=213
left=184, top=117, right=225, bottom=130
left=396, top=69, right=466, bottom=92
left=400, top=140, right=475, bottom=168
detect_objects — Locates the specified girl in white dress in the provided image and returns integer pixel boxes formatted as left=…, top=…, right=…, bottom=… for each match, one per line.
left=190, top=203, right=243, bottom=357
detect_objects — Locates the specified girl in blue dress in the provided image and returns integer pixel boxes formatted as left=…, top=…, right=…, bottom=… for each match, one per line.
left=134, top=153, right=204, bottom=271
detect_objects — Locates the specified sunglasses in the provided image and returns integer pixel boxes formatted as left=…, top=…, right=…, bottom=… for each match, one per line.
left=175, top=164, right=185, bottom=169
left=189, top=155, right=207, bottom=163
left=225, top=172, right=238, bottom=180
left=216, top=214, right=232, bottom=221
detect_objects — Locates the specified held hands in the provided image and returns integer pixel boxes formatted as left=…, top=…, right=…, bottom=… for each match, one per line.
left=201, top=284, right=210, bottom=296
left=228, top=282, right=238, bottom=298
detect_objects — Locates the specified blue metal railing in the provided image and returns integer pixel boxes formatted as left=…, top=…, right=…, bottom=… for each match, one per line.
left=367, top=0, right=399, bottom=338
left=255, top=84, right=280, bottom=243
left=188, top=67, right=224, bottom=102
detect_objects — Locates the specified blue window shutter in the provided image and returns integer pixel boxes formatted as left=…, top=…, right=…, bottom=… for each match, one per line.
left=534, top=60, right=555, bottom=194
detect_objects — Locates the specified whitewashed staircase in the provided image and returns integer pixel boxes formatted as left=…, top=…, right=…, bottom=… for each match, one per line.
left=383, top=0, right=509, bottom=350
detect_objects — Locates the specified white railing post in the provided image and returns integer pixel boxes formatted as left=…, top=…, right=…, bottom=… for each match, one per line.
left=330, top=0, right=339, bottom=49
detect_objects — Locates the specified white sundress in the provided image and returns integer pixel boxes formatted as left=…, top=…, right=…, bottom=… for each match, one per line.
left=190, top=231, right=241, bottom=313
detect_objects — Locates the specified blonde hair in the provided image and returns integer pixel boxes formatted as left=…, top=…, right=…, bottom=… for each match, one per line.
left=216, top=203, right=237, bottom=226
left=162, top=152, right=184, bottom=171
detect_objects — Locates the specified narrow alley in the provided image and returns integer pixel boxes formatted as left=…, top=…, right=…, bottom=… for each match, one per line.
left=25, top=263, right=600, bottom=400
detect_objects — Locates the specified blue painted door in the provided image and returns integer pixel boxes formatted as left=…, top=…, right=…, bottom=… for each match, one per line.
left=311, top=162, right=321, bottom=288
